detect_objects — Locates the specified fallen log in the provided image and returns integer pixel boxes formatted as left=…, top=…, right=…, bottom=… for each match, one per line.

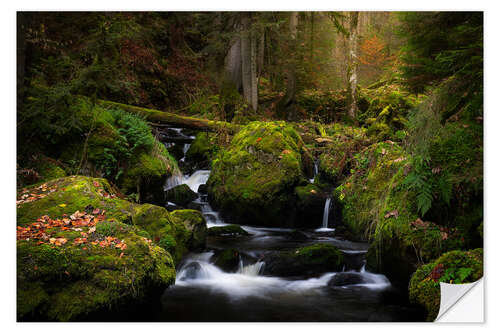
left=97, top=99, right=240, bottom=134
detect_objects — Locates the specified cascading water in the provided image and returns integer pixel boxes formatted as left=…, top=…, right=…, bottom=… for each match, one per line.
left=315, top=197, right=335, bottom=232
left=156, top=125, right=423, bottom=322
left=309, top=160, right=319, bottom=183
left=183, top=170, right=211, bottom=192
left=165, top=168, right=184, bottom=191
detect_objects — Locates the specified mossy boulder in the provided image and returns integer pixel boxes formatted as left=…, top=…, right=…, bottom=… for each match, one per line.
left=207, top=224, right=249, bottom=237
left=207, top=121, right=311, bottom=227
left=17, top=207, right=175, bottom=321
left=170, top=209, right=207, bottom=250
left=409, top=248, right=483, bottom=321
left=120, top=144, right=177, bottom=206
left=54, top=99, right=178, bottom=206
left=334, top=142, right=428, bottom=286
left=185, top=131, right=219, bottom=168
left=16, top=175, right=210, bottom=320
left=336, top=137, right=481, bottom=288
left=212, top=248, right=241, bottom=272
left=262, top=244, right=344, bottom=277
left=165, top=184, right=198, bottom=207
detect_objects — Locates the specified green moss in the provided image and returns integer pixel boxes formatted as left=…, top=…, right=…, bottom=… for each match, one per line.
left=263, top=243, right=344, bottom=276
left=316, top=123, right=372, bottom=183
left=294, top=183, right=321, bottom=206
left=186, top=132, right=219, bottom=165
left=213, top=248, right=241, bottom=272
left=130, top=204, right=196, bottom=263
left=170, top=210, right=207, bottom=250
left=293, top=244, right=343, bottom=267
left=208, top=224, right=249, bottom=237
left=16, top=176, right=205, bottom=320
left=165, top=184, right=198, bottom=207
left=207, top=121, right=309, bottom=226
left=17, top=176, right=134, bottom=227
left=409, top=248, right=483, bottom=321
left=17, top=232, right=175, bottom=321
left=38, top=157, right=67, bottom=182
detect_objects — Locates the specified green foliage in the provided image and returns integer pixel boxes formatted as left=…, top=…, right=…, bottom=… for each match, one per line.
left=398, top=12, right=483, bottom=94
left=403, top=156, right=433, bottom=216
left=409, top=248, right=483, bottom=321
left=108, top=108, right=154, bottom=153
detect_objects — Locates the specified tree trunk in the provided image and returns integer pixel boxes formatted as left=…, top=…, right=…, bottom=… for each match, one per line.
left=240, top=13, right=253, bottom=109
left=279, top=12, right=299, bottom=119
left=224, top=36, right=242, bottom=91
left=257, top=28, right=265, bottom=79
left=96, top=99, right=240, bottom=134
left=347, top=11, right=359, bottom=122
left=250, top=26, right=258, bottom=111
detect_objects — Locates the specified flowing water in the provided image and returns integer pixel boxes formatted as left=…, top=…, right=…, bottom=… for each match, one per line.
left=315, top=197, right=335, bottom=232
left=155, top=127, right=424, bottom=322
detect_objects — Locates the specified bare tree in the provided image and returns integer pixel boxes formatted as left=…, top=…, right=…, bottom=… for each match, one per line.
left=347, top=11, right=360, bottom=121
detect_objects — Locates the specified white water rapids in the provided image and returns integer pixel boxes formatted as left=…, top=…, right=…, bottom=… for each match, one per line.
left=175, top=251, right=390, bottom=299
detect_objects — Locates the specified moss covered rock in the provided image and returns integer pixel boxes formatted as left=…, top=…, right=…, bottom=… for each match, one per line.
left=207, top=121, right=310, bottom=227
left=212, top=248, right=241, bottom=272
left=336, top=139, right=480, bottom=288
left=16, top=182, right=176, bottom=321
left=170, top=209, right=207, bottom=250
left=165, top=184, right=198, bottom=207
left=16, top=176, right=206, bottom=321
left=262, top=244, right=343, bottom=277
left=409, top=248, right=483, bottom=321
left=207, top=224, right=249, bottom=237
left=55, top=99, right=178, bottom=206
left=185, top=131, right=219, bottom=168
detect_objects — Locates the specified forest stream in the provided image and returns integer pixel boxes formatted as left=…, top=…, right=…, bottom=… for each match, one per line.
left=16, top=11, right=483, bottom=323
left=152, top=126, right=423, bottom=322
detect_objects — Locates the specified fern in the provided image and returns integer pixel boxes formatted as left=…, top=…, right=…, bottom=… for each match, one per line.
left=404, top=156, right=433, bottom=216
left=437, top=174, right=452, bottom=205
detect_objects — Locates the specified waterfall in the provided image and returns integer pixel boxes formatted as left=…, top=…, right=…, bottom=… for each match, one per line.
left=237, top=260, right=265, bottom=276
left=184, top=170, right=211, bottom=192
left=309, top=160, right=319, bottom=183
left=165, top=168, right=184, bottom=190
left=322, top=197, right=331, bottom=228
left=183, top=143, right=191, bottom=155
left=315, top=197, right=334, bottom=232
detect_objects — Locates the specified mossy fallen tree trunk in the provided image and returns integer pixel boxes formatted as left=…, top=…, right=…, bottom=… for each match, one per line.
left=96, top=99, right=240, bottom=134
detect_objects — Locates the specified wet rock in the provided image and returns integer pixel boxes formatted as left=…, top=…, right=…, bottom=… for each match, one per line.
left=262, top=244, right=343, bottom=277
left=208, top=224, right=249, bottom=237
left=328, top=272, right=365, bottom=287
left=206, top=121, right=311, bottom=227
left=198, top=184, right=208, bottom=194
left=179, top=261, right=203, bottom=280
left=165, top=184, right=198, bottom=207
left=212, top=248, right=241, bottom=272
